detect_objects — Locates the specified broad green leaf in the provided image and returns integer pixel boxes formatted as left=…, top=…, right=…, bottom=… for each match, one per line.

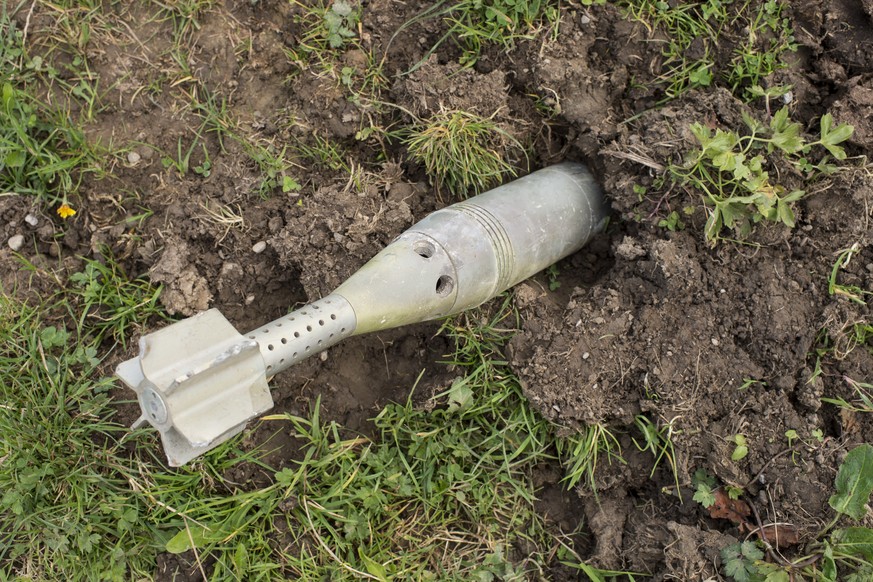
left=820, top=112, right=834, bottom=138
left=760, top=565, right=790, bottom=582
left=275, top=467, right=297, bottom=486
left=821, top=543, right=837, bottom=582
left=448, top=378, right=473, bottom=412
left=232, top=542, right=249, bottom=572
left=820, top=113, right=853, bottom=159
left=783, top=189, right=805, bottom=203
left=705, top=129, right=738, bottom=156
left=770, top=106, right=790, bottom=133
left=820, top=114, right=853, bottom=146
left=359, top=549, right=389, bottom=581
left=693, top=483, right=716, bottom=507
left=689, top=64, right=712, bottom=87
left=1, top=83, right=13, bottom=108
left=690, top=123, right=711, bottom=146
left=332, top=0, right=353, bottom=17
left=731, top=444, right=748, bottom=461
left=713, top=150, right=737, bottom=172
left=829, top=444, right=873, bottom=520
left=742, top=108, right=764, bottom=134
left=824, top=143, right=847, bottom=160
left=721, top=542, right=762, bottom=582
left=282, top=176, right=301, bottom=193
left=704, top=207, right=723, bottom=241
left=748, top=155, right=764, bottom=173
left=5, top=150, right=25, bottom=168
left=732, top=156, right=751, bottom=181
left=717, top=202, right=736, bottom=227
left=845, top=564, right=873, bottom=582
left=770, top=128, right=803, bottom=154
left=776, top=199, right=795, bottom=228
left=832, top=527, right=873, bottom=561
left=742, top=173, right=767, bottom=194
left=165, top=523, right=226, bottom=554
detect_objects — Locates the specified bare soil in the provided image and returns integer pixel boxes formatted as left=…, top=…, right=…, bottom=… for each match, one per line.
left=3, top=0, right=873, bottom=579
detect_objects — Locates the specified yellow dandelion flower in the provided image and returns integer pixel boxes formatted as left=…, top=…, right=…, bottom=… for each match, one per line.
left=57, top=203, right=76, bottom=219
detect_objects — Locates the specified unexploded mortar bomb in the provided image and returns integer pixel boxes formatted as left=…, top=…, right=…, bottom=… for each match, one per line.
left=117, top=163, right=609, bottom=466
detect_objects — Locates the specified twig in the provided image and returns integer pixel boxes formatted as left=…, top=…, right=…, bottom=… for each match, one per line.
left=746, top=496, right=792, bottom=567
left=184, top=518, right=210, bottom=581
left=20, top=1, right=37, bottom=71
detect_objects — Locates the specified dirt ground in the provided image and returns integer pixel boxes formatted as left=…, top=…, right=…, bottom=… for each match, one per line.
left=3, top=0, right=873, bottom=579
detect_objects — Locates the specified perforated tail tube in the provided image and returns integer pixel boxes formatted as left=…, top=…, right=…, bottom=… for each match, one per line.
left=116, top=162, right=608, bottom=465
left=248, top=294, right=356, bottom=376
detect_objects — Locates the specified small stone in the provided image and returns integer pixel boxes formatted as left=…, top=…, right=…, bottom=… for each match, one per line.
left=245, top=294, right=255, bottom=305
left=582, top=352, right=590, bottom=360
left=319, top=350, right=328, bottom=362
left=782, top=91, right=794, bottom=104
left=252, top=241, right=267, bottom=254
left=127, top=151, right=141, bottom=165
left=711, top=337, right=720, bottom=346
left=8, top=234, right=24, bottom=251
left=24, top=214, right=38, bottom=227
left=580, top=14, right=591, bottom=24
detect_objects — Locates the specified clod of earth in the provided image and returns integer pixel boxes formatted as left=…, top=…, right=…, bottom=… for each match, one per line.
left=116, top=162, right=608, bottom=466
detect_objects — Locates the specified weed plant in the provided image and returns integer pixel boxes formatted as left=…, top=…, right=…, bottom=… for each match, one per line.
left=153, top=0, right=218, bottom=44
left=633, top=415, right=681, bottom=498
left=828, top=244, right=872, bottom=305
left=557, top=422, right=624, bottom=495
left=719, top=444, right=873, bottom=581
left=668, top=108, right=853, bottom=244
left=620, top=0, right=796, bottom=101
left=290, top=0, right=361, bottom=62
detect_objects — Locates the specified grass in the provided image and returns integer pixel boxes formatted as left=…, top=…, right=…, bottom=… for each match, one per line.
left=619, top=0, right=797, bottom=102
left=68, top=251, right=169, bottom=348
left=153, top=0, right=219, bottom=46
left=822, top=377, right=873, bottom=414
left=395, top=0, right=561, bottom=71
left=1, top=262, right=630, bottom=579
left=0, top=2, right=110, bottom=213
left=404, top=109, right=520, bottom=199
left=828, top=244, right=872, bottom=305
left=557, top=422, right=624, bottom=496
left=0, top=80, right=99, bottom=208
left=633, top=415, right=681, bottom=499
left=0, top=295, right=155, bottom=579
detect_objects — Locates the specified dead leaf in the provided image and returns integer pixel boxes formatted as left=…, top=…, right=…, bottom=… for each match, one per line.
left=755, top=524, right=800, bottom=548
left=706, top=487, right=751, bottom=525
